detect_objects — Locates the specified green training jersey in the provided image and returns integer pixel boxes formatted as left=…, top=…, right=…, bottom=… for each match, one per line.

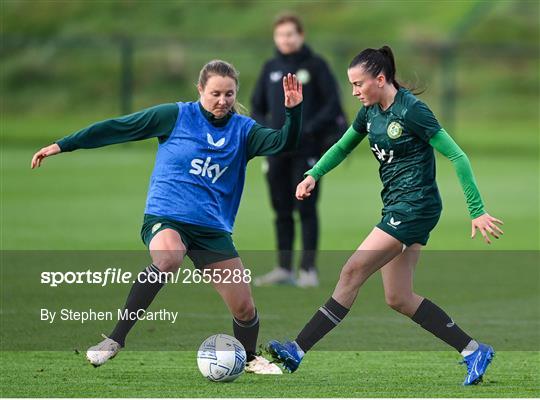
left=353, top=88, right=442, bottom=215
left=56, top=102, right=302, bottom=160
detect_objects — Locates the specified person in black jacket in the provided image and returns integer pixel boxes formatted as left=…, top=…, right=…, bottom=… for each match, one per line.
left=252, top=13, right=347, bottom=287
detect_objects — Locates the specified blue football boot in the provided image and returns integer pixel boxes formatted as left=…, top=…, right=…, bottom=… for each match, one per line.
left=266, top=340, right=303, bottom=373
left=461, top=343, right=495, bottom=385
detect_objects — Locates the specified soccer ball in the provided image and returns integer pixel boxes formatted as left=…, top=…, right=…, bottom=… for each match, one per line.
left=197, top=334, right=246, bottom=382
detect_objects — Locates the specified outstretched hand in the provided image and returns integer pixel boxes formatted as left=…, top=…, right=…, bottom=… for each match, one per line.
left=471, top=212, right=504, bottom=244
left=283, top=73, right=303, bottom=108
left=31, top=143, right=61, bottom=169
left=296, top=175, right=316, bottom=200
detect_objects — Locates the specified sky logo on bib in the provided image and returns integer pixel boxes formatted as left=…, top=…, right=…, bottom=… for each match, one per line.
left=189, top=157, right=228, bottom=183
left=387, top=121, right=403, bottom=139
left=207, top=133, right=226, bottom=148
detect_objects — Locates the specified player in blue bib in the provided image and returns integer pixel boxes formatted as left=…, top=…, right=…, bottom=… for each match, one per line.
left=31, top=60, right=303, bottom=374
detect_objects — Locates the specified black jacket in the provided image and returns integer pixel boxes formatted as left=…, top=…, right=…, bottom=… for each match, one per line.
left=251, top=45, right=347, bottom=156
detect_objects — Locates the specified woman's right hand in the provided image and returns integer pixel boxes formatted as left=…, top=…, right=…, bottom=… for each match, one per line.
left=296, top=175, right=316, bottom=200
left=471, top=212, right=504, bottom=245
left=31, top=144, right=61, bottom=169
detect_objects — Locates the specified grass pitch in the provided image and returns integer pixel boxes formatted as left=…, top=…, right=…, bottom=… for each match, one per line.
left=1, top=351, right=538, bottom=397
left=1, top=132, right=539, bottom=397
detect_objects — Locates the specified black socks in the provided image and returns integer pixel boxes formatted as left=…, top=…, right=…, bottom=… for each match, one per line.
left=288, top=296, right=472, bottom=354
left=233, top=310, right=260, bottom=361
left=295, top=297, right=349, bottom=352
left=411, top=298, right=472, bottom=352
left=109, top=264, right=166, bottom=347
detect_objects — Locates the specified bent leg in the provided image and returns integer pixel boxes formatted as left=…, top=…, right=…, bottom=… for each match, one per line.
left=380, top=243, right=424, bottom=317
left=149, top=228, right=187, bottom=272
left=109, top=229, right=186, bottom=346
left=295, top=227, right=404, bottom=352
left=208, top=258, right=258, bottom=358
left=381, top=244, right=475, bottom=353
left=332, top=227, right=404, bottom=308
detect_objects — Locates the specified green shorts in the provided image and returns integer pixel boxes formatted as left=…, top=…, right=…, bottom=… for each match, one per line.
left=376, top=210, right=441, bottom=247
left=141, top=214, right=238, bottom=269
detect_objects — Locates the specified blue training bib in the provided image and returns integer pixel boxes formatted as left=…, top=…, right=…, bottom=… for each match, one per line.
left=145, top=102, right=255, bottom=232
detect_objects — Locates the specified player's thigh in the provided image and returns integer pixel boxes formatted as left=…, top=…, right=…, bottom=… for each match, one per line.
left=342, top=227, right=404, bottom=281
left=380, top=243, right=422, bottom=299
left=207, top=257, right=255, bottom=320
left=332, top=228, right=405, bottom=306
left=149, top=228, right=187, bottom=272
left=358, top=227, right=404, bottom=251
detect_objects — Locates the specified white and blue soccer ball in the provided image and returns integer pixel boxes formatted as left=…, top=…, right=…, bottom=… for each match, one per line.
left=197, top=334, right=246, bottom=382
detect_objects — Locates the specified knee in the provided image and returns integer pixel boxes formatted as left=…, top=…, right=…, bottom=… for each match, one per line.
left=152, top=251, right=183, bottom=273
left=339, top=261, right=369, bottom=287
left=233, top=299, right=256, bottom=322
left=385, top=293, right=412, bottom=314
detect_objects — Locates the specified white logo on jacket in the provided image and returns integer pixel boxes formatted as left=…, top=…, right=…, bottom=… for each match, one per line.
left=189, top=157, right=228, bottom=184
left=270, top=71, right=283, bottom=82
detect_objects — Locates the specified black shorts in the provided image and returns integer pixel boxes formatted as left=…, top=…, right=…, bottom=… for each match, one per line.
left=141, top=214, right=238, bottom=269
left=376, top=210, right=441, bottom=247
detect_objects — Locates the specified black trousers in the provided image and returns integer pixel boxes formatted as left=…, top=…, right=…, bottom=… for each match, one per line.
left=265, top=154, right=320, bottom=271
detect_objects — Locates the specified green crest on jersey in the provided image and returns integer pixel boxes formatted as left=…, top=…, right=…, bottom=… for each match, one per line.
left=151, top=223, right=162, bottom=234
left=296, top=69, right=311, bottom=84
left=387, top=121, right=403, bottom=139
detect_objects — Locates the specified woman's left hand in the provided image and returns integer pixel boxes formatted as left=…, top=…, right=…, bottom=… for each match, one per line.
left=283, top=73, right=303, bottom=108
left=31, top=143, right=61, bottom=169
left=471, top=212, right=504, bottom=244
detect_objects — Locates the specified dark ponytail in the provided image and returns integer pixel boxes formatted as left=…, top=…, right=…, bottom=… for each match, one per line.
left=378, top=46, right=398, bottom=89
left=349, top=45, right=401, bottom=90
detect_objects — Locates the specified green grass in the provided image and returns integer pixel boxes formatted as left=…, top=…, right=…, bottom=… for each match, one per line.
left=1, top=119, right=539, bottom=397
left=1, top=1, right=538, bottom=396
left=5, top=1, right=534, bottom=43
left=1, top=351, right=538, bottom=397
left=2, top=251, right=539, bottom=351
left=2, top=1, right=538, bottom=125
left=2, top=144, right=537, bottom=250
left=1, top=248, right=539, bottom=397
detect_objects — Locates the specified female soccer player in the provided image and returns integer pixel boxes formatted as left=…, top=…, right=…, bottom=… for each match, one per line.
left=267, top=46, right=503, bottom=385
left=31, top=60, right=303, bottom=375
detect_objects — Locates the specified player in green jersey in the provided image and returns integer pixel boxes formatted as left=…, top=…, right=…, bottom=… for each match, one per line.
left=268, top=46, right=503, bottom=386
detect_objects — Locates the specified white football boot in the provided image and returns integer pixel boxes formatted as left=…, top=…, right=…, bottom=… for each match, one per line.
left=245, top=355, right=283, bottom=374
left=254, top=267, right=295, bottom=286
left=86, top=334, right=121, bottom=367
left=297, top=269, right=319, bottom=288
